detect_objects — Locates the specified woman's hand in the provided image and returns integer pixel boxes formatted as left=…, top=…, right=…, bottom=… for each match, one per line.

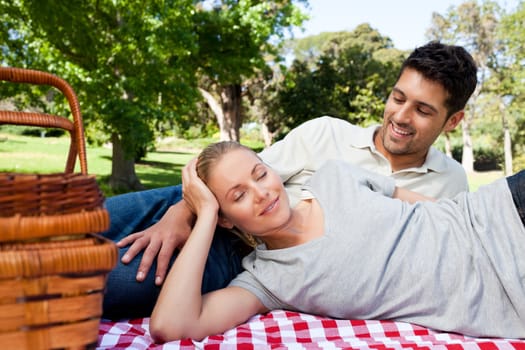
left=151, top=158, right=259, bottom=343
left=114, top=158, right=220, bottom=287
left=181, top=158, right=220, bottom=217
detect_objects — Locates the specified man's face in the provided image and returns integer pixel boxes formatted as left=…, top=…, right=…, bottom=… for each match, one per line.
left=380, top=68, right=462, bottom=159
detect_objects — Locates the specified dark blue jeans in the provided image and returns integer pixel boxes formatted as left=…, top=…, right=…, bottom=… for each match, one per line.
left=101, top=185, right=244, bottom=320
left=507, top=170, right=525, bottom=227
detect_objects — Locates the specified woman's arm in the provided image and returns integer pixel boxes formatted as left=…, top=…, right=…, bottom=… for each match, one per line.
left=149, top=209, right=265, bottom=342
left=150, top=159, right=267, bottom=342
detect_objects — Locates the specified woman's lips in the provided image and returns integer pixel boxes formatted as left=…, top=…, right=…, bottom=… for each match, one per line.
left=260, top=197, right=279, bottom=215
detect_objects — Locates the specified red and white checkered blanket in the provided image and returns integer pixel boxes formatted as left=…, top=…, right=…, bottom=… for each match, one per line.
left=97, top=310, right=525, bottom=349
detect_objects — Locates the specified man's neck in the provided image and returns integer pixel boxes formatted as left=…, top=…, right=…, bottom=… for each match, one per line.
left=373, top=128, right=428, bottom=172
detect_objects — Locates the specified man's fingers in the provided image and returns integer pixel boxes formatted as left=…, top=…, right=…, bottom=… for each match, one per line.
left=120, top=234, right=149, bottom=264
left=154, top=239, right=179, bottom=285
left=116, top=231, right=143, bottom=247
left=136, top=239, right=162, bottom=282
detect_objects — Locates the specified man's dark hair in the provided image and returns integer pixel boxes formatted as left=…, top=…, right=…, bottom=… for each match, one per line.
left=400, top=41, right=478, bottom=117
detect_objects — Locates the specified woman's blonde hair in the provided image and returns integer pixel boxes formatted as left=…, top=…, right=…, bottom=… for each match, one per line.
left=196, top=141, right=258, bottom=248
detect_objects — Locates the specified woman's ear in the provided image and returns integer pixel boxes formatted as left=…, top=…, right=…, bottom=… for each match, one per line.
left=217, top=216, right=234, bottom=229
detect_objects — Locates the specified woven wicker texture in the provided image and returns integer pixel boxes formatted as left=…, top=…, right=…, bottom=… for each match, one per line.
left=0, top=67, right=118, bottom=350
left=0, top=173, right=104, bottom=216
left=0, top=66, right=87, bottom=174
left=0, top=67, right=110, bottom=242
left=0, top=235, right=118, bottom=279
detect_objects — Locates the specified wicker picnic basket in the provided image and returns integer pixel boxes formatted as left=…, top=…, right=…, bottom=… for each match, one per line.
left=0, top=67, right=118, bottom=349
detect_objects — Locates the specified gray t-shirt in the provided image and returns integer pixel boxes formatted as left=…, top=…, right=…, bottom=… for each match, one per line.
left=229, top=160, right=525, bottom=339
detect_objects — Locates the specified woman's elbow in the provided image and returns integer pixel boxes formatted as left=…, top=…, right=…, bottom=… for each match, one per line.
left=150, top=315, right=184, bottom=343
left=150, top=315, right=208, bottom=343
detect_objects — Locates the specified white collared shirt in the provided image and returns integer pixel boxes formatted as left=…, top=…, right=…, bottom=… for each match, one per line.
left=259, top=116, right=468, bottom=206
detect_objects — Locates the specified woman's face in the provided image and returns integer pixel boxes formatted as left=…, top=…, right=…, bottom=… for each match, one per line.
left=206, top=148, right=292, bottom=237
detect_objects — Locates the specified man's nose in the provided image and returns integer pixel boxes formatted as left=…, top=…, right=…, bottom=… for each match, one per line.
left=392, top=104, right=412, bottom=124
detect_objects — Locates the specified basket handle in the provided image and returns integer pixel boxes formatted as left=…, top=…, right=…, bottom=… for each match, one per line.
left=0, top=67, right=88, bottom=174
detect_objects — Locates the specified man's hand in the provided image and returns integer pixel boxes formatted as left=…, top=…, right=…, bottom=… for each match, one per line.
left=392, top=186, right=436, bottom=203
left=116, top=200, right=196, bottom=285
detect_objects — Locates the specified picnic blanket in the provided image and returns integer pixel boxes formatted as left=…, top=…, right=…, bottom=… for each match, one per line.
left=97, top=310, right=525, bottom=349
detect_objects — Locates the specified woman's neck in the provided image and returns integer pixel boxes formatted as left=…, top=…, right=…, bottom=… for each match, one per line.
left=263, top=199, right=324, bottom=250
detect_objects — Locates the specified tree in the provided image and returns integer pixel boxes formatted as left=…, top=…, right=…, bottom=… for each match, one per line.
left=192, top=0, right=307, bottom=142
left=426, top=0, right=503, bottom=173
left=262, top=25, right=404, bottom=139
left=0, top=0, right=200, bottom=191
left=0, top=0, right=307, bottom=191
left=498, top=1, right=525, bottom=172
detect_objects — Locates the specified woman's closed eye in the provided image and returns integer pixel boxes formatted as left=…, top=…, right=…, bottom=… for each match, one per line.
left=233, top=191, right=246, bottom=202
left=256, top=170, right=267, bottom=181
left=232, top=172, right=267, bottom=202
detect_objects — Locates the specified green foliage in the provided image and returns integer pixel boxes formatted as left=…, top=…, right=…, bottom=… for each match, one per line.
left=183, top=1, right=308, bottom=143
left=289, top=23, right=397, bottom=65
left=266, top=25, right=404, bottom=136
left=512, top=153, right=525, bottom=174
left=194, top=1, right=307, bottom=85
left=498, top=1, right=525, bottom=149
left=0, top=131, right=196, bottom=195
left=176, top=118, right=219, bottom=140
left=424, top=0, right=525, bottom=173
left=0, top=0, right=308, bottom=190
left=0, top=0, right=200, bottom=157
left=450, top=137, right=504, bottom=171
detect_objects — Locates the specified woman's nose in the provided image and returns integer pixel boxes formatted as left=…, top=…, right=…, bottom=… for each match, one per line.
left=253, top=184, right=269, bottom=202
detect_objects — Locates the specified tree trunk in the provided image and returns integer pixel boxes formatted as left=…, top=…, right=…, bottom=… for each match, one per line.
left=500, top=99, right=513, bottom=175
left=109, top=132, right=145, bottom=191
left=444, top=132, right=452, bottom=158
left=461, top=118, right=474, bottom=173
left=219, top=84, right=242, bottom=141
left=260, top=122, right=273, bottom=148
left=199, top=87, right=224, bottom=128
left=199, top=85, right=243, bottom=142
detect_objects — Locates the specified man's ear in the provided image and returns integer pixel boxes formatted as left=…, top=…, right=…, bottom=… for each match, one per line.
left=443, top=110, right=464, bottom=132
left=217, top=216, right=234, bottom=229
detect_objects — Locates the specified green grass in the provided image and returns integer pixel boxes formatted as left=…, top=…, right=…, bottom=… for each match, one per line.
left=0, top=133, right=200, bottom=196
left=468, top=170, right=504, bottom=191
left=1, top=132, right=504, bottom=196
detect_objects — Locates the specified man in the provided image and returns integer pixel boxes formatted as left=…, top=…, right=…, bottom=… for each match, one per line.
left=102, top=41, right=478, bottom=319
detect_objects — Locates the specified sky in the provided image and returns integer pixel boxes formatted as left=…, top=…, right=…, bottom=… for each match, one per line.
left=292, top=0, right=519, bottom=50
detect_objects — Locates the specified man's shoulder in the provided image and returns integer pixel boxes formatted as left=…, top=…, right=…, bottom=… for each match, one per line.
left=294, top=116, right=374, bottom=139
left=427, top=147, right=465, bottom=175
left=424, top=147, right=469, bottom=195
left=302, top=115, right=358, bottom=129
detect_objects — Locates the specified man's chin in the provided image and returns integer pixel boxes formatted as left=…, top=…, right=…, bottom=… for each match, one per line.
left=383, top=142, right=410, bottom=155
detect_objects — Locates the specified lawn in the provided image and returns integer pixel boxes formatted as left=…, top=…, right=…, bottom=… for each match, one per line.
left=0, top=132, right=504, bottom=196
left=0, top=132, right=200, bottom=196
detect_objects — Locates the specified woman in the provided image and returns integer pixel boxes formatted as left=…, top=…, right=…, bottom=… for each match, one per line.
left=150, top=141, right=525, bottom=342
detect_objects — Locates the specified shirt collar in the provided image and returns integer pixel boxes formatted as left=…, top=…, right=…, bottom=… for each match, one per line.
left=350, top=124, right=449, bottom=173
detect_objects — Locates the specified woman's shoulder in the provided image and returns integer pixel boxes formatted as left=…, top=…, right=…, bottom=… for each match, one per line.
left=311, top=159, right=360, bottom=182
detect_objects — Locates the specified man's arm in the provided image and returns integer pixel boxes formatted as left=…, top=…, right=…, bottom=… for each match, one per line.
left=392, top=186, right=436, bottom=203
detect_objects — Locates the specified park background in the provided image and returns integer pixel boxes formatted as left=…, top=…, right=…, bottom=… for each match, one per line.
left=1, top=0, right=524, bottom=196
